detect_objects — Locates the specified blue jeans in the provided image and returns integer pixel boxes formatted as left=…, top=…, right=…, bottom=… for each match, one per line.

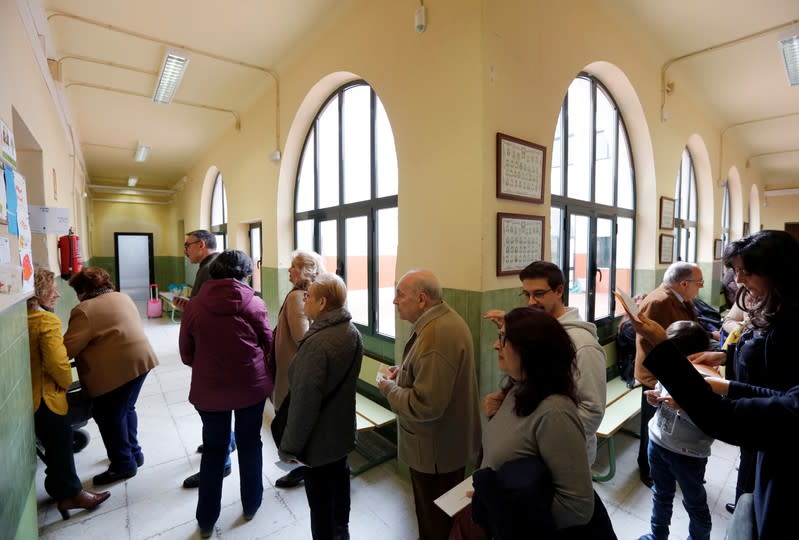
left=647, top=441, right=711, bottom=540
left=92, top=372, right=148, bottom=472
left=196, top=399, right=265, bottom=530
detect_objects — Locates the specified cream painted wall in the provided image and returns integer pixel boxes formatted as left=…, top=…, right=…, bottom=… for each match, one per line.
left=0, top=1, right=89, bottom=272
left=90, top=200, right=178, bottom=256
left=170, top=0, right=790, bottom=296
left=761, top=195, right=799, bottom=230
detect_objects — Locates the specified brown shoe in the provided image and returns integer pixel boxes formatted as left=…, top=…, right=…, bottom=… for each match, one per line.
left=57, top=489, right=111, bottom=520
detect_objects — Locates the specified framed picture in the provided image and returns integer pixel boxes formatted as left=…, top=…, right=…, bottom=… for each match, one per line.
left=713, top=239, right=723, bottom=260
left=496, top=132, right=546, bottom=203
left=743, top=222, right=750, bottom=236
left=497, top=212, right=545, bottom=276
left=659, top=234, right=674, bottom=265
left=659, top=196, right=675, bottom=230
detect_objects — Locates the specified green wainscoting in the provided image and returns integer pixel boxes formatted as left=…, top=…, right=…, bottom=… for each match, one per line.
left=0, top=301, right=37, bottom=540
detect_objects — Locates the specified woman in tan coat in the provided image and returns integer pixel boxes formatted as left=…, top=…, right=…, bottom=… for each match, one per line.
left=64, top=267, right=159, bottom=486
left=272, top=249, right=323, bottom=488
left=29, top=268, right=110, bottom=519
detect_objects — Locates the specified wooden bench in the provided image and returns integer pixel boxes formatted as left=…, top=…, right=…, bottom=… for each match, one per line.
left=591, top=340, right=643, bottom=482
left=350, top=355, right=398, bottom=476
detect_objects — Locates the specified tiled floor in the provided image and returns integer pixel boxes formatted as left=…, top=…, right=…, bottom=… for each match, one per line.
left=36, top=306, right=737, bottom=539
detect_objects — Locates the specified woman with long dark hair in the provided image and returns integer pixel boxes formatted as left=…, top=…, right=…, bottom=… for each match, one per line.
left=690, top=230, right=799, bottom=513
left=473, top=307, right=615, bottom=539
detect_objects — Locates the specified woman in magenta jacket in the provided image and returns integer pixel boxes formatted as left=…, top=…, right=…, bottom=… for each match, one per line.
left=179, top=250, right=274, bottom=538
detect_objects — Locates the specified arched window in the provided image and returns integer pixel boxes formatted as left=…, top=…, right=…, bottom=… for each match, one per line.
left=294, top=81, right=398, bottom=340
left=550, top=74, right=636, bottom=328
left=674, top=148, right=697, bottom=262
left=210, top=172, right=228, bottom=249
left=721, top=182, right=730, bottom=250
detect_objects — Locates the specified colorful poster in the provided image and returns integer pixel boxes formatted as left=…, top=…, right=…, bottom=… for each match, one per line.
left=0, top=119, right=16, bottom=168
left=0, top=163, right=6, bottom=224
left=4, top=165, right=17, bottom=235
left=14, top=171, right=33, bottom=291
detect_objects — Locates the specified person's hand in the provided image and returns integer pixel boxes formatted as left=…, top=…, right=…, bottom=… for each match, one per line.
left=629, top=312, right=667, bottom=345
left=387, top=366, right=399, bottom=380
left=644, top=389, right=661, bottom=407
left=483, top=390, right=506, bottom=418
left=483, top=309, right=505, bottom=329
left=466, top=490, right=474, bottom=499
left=704, top=376, right=730, bottom=396
left=688, top=350, right=726, bottom=367
left=172, top=295, right=188, bottom=312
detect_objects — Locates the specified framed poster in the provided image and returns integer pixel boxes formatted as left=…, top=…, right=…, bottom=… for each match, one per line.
left=659, top=234, right=674, bottom=265
left=659, top=196, right=675, bottom=230
left=743, top=222, right=750, bottom=236
left=496, top=212, right=545, bottom=276
left=713, top=239, right=723, bottom=260
left=496, top=132, right=546, bottom=203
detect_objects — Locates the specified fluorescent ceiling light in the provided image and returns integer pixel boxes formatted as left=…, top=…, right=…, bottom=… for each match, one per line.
left=779, top=29, right=799, bottom=86
left=134, top=144, right=151, bottom=162
left=127, top=176, right=138, bottom=187
left=153, top=49, right=190, bottom=104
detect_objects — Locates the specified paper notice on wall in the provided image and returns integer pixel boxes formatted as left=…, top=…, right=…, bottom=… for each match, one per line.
left=0, top=119, right=16, bottom=168
left=0, top=237, right=10, bottom=264
left=29, top=205, right=71, bottom=234
left=3, top=165, right=15, bottom=235
left=0, top=163, right=7, bottom=224
left=13, top=172, right=33, bottom=291
left=0, top=264, right=22, bottom=294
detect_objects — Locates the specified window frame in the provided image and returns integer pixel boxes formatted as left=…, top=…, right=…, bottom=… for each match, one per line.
left=674, top=148, right=698, bottom=263
left=210, top=172, right=228, bottom=250
left=550, top=73, right=636, bottom=333
left=293, top=80, right=398, bottom=343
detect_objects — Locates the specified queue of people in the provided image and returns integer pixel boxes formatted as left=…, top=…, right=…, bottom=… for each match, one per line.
left=29, top=228, right=797, bottom=540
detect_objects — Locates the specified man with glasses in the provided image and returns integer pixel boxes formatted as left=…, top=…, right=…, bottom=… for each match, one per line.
left=634, top=261, right=702, bottom=487
left=484, top=261, right=607, bottom=466
left=175, top=230, right=236, bottom=489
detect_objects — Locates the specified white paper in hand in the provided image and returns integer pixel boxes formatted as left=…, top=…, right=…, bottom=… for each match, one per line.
left=614, top=288, right=641, bottom=322
left=433, top=475, right=474, bottom=517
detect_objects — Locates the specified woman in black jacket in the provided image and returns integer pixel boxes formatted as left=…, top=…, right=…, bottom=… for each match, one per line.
left=633, top=313, right=799, bottom=540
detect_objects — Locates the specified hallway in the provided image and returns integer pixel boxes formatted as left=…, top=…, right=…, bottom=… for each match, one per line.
left=35, top=303, right=736, bottom=539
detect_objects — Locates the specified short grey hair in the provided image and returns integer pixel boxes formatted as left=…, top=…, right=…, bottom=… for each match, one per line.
left=310, top=272, right=347, bottom=310
left=663, top=262, right=698, bottom=285
left=291, top=250, right=324, bottom=289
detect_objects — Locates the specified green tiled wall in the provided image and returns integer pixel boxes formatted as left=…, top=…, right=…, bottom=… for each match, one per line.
left=0, top=301, right=36, bottom=539
left=13, top=484, right=37, bottom=540
left=88, top=256, right=186, bottom=292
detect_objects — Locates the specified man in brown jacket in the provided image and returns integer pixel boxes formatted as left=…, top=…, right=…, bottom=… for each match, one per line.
left=378, top=269, right=481, bottom=540
left=635, top=261, right=703, bottom=486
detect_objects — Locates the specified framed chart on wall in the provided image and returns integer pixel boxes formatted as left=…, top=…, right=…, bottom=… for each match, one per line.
left=497, top=212, right=545, bottom=276
left=659, top=196, right=675, bottom=230
left=659, top=234, right=674, bottom=265
left=496, top=132, right=546, bottom=203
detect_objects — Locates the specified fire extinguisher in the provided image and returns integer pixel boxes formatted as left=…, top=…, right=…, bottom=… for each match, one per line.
left=57, top=228, right=83, bottom=279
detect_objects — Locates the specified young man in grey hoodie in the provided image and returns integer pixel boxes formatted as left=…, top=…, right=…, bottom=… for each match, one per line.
left=484, top=261, right=607, bottom=465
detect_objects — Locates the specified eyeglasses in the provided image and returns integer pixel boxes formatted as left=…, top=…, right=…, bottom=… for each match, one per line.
left=498, top=332, right=507, bottom=348
left=519, top=288, right=552, bottom=300
left=684, top=279, right=704, bottom=286
left=183, top=240, right=201, bottom=249
left=732, top=267, right=752, bottom=277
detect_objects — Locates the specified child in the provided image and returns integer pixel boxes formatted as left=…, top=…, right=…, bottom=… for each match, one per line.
left=638, top=320, right=716, bottom=540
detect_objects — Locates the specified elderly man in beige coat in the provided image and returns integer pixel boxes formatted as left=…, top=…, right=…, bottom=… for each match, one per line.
left=378, top=269, right=481, bottom=540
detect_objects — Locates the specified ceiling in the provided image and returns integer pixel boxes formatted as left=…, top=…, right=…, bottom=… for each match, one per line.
left=35, top=0, right=799, bottom=197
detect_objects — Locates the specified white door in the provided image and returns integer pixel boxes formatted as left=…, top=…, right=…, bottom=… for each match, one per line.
left=115, top=233, right=153, bottom=301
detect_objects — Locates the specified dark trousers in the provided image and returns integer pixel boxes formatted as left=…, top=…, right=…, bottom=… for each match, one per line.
left=304, top=457, right=351, bottom=540
left=410, top=466, right=465, bottom=540
left=736, top=447, right=757, bottom=502
left=92, top=372, right=147, bottom=472
left=637, top=385, right=656, bottom=478
left=35, top=402, right=83, bottom=501
left=196, top=399, right=265, bottom=529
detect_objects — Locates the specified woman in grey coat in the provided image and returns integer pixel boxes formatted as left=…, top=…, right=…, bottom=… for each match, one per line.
left=278, top=272, right=363, bottom=540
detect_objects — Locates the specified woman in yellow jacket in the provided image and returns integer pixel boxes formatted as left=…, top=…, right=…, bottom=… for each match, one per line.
left=29, top=268, right=110, bottom=519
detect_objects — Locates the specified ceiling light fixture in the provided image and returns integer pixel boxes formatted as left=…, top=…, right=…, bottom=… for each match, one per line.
left=134, top=144, right=151, bottom=162
left=779, top=28, right=799, bottom=86
left=128, top=176, right=138, bottom=187
left=152, top=49, right=190, bottom=104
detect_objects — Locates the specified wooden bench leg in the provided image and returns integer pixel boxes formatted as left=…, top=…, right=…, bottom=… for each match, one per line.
left=592, top=437, right=616, bottom=483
